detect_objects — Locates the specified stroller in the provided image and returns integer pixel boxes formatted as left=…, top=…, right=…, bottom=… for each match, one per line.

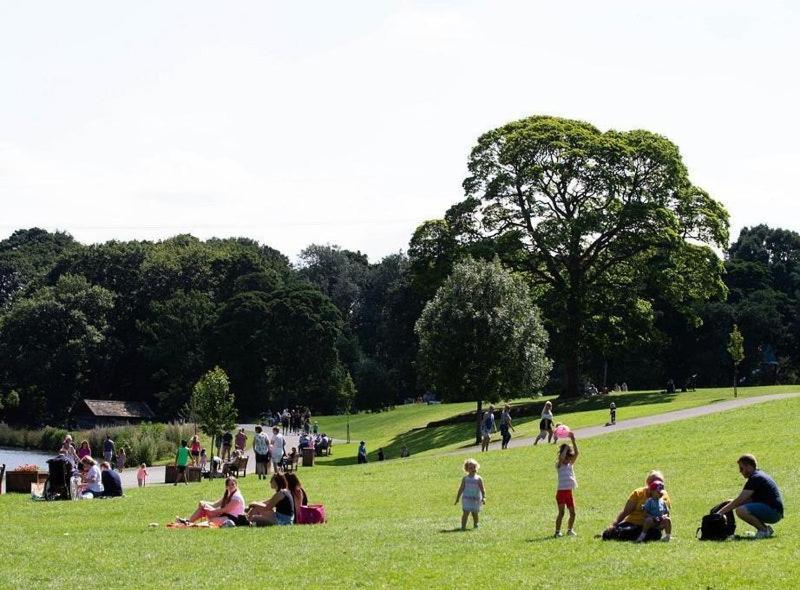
left=44, top=456, right=77, bottom=500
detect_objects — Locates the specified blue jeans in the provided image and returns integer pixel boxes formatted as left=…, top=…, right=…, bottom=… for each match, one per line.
left=743, top=502, right=783, bottom=524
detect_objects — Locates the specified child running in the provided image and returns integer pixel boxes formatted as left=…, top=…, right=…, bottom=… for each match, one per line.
left=455, top=458, right=486, bottom=530
left=554, top=432, right=579, bottom=537
left=534, top=401, right=554, bottom=445
left=137, top=463, right=148, bottom=487
left=636, top=480, right=671, bottom=542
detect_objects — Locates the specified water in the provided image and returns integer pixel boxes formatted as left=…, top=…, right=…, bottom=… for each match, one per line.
left=0, top=447, right=54, bottom=471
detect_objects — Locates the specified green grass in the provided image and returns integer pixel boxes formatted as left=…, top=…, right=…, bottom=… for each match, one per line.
left=315, top=385, right=800, bottom=463
left=2, top=393, right=798, bottom=588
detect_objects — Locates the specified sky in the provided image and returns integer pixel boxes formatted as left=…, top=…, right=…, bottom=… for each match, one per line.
left=1, top=1, right=798, bottom=263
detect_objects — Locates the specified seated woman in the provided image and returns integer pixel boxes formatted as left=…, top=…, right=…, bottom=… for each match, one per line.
left=247, top=473, right=295, bottom=526
left=78, top=456, right=104, bottom=497
left=602, top=470, right=671, bottom=541
left=285, top=473, right=308, bottom=507
left=177, top=476, right=245, bottom=526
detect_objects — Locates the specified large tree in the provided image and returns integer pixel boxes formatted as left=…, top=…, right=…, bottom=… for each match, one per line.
left=415, top=258, right=551, bottom=443
left=449, top=115, right=728, bottom=396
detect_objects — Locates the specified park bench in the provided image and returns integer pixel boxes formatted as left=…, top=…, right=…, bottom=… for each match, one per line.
left=281, top=453, right=300, bottom=473
left=224, top=456, right=248, bottom=478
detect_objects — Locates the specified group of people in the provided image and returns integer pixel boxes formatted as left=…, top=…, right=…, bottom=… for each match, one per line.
left=457, top=438, right=785, bottom=541
left=176, top=471, right=310, bottom=527
left=56, top=435, right=126, bottom=498
left=298, top=432, right=332, bottom=455
left=261, top=407, right=314, bottom=435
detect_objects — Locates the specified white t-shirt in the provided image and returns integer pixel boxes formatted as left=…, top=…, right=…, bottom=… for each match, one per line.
left=271, top=433, right=286, bottom=458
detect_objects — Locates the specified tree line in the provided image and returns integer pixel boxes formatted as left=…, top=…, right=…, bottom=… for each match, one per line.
left=1, top=116, right=798, bottom=426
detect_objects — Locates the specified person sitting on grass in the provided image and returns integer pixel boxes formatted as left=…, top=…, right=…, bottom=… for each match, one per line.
left=603, top=470, right=671, bottom=541
left=176, top=476, right=245, bottom=526
left=78, top=456, right=104, bottom=497
left=635, top=480, right=670, bottom=542
left=247, top=474, right=295, bottom=526
left=285, top=472, right=308, bottom=507
left=97, top=461, right=123, bottom=497
left=715, top=454, right=784, bottom=539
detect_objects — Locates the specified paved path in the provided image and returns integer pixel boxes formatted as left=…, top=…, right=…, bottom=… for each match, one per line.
left=119, top=429, right=302, bottom=488
left=457, top=391, right=800, bottom=455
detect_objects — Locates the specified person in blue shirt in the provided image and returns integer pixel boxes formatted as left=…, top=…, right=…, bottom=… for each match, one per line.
left=716, top=454, right=784, bottom=538
left=357, top=441, right=367, bottom=464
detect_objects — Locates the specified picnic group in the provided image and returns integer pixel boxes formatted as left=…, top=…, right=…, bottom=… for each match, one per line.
left=459, top=402, right=784, bottom=541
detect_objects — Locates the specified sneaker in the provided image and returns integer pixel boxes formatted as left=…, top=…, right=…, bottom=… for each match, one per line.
left=175, top=517, right=189, bottom=525
left=567, top=530, right=577, bottom=537
left=554, top=531, right=563, bottom=538
left=755, top=527, right=773, bottom=539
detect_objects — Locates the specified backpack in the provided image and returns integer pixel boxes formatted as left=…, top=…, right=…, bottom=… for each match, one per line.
left=697, top=501, right=736, bottom=540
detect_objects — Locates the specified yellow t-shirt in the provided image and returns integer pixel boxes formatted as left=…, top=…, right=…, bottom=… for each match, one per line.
left=623, top=487, right=672, bottom=526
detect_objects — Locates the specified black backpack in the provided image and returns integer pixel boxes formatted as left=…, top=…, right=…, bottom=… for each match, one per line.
left=697, top=501, right=736, bottom=540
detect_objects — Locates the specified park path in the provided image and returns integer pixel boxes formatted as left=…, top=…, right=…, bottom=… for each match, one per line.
left=459, top=391, right=800, bottom=455
left=119, top=428, right=301, bottom=488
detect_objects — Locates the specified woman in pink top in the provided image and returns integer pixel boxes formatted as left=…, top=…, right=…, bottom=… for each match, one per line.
left=177, top=477, right=245, bottom=526
left=77, top=440, right=92, bottom=460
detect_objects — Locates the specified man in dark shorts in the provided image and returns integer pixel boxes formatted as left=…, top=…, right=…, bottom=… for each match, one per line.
left=97, top=462, right=123, bottom=497
left=174, top=440, right=190, bottom=485
left=716, top=454, right=784, bottom=538
left=221, top=431, right=233, bottom=461
left=253, top=425, right=271, bottom=480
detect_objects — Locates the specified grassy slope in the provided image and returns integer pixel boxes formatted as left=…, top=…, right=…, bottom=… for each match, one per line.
left=2, top=394, right=799, bottom=588
left=314, top=385, right=800, bottom=463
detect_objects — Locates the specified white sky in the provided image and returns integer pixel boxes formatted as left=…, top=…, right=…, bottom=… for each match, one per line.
left=1, top=1, right=798, bottom=262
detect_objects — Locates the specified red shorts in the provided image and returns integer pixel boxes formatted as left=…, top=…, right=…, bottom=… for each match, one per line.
left=556, top=489, right=575, bottom=508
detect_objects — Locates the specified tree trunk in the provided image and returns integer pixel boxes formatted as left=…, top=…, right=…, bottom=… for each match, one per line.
left=560, top=280, right=584, bottom=398
left=474, top=400, right=483, bottom=445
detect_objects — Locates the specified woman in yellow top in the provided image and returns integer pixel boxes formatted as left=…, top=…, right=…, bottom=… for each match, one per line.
left=602, top=470, right=672, bottom=541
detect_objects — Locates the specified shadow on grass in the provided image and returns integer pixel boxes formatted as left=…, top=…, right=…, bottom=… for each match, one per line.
left=439, top=527, right=469, bottom=534
left=525, top=535, right=562, bottom=543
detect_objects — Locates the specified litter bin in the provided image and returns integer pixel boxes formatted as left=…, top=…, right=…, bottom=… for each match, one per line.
left=301, top=447, right=315, bottom=467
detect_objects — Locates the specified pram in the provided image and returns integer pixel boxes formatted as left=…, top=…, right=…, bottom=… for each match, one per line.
left=44, top=456, right=77, bottom=500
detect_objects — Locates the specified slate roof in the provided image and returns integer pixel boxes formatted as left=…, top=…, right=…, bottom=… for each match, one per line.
left=81, top=399, right=156, bottom=419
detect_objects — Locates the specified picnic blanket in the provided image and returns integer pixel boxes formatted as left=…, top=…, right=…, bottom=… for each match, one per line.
left=165, top=521, right=221, bottom=529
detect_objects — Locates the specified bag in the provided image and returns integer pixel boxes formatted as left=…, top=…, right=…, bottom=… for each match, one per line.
left=601, top=522, right=660, bottom=542
left=697, top=501, right=736, bottom=541
left=296, top=504, right=326, bottom=525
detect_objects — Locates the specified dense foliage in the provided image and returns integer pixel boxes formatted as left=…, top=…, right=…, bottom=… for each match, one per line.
left=1, top=118, right=799, bottom=425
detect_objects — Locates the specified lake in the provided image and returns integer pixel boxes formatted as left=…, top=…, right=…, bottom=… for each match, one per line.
left=0, top=447, right=55, bottom=471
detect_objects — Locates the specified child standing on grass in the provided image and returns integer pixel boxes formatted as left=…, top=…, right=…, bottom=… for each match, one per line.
left=137, top=463, right=148, bottom=487
left=200, top=448, right=208, bottom=472
left=636, top=480, right=671, bottom=542
left=554, top=432, right=579, bottom=537
left=455, top=458, right=486, bottom=530
left=609, top=402, right=616, bottom=425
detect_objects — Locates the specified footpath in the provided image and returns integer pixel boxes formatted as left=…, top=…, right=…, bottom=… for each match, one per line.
left=119, top=430, right=301, bottom=488
left=467, top=391, right=800, bottom=454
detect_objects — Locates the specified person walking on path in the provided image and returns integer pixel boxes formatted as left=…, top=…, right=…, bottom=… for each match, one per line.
left=357, top=441, right=368, bottom=464
left=554, top=432, right=579, bottom=537
left=174, top=440, right=190, bottom=485
left=235, top=428, right=247, bottom=452
left=608, top=402, right=616, bottom=426
left=103, top=434, right=115, bottom=463
left=534, top=401, right=555, bottom=445
left=455, top=458, right=486, bottom=530
left=480, top=406, right=496, bottom=452
left=116, top=447, right=126, bottom=471
left=499, top=404, right=515, bottom=449
left=270, top=426, right=286, bottom=473
left=253, top=425, right=271, bottom=480
left=221, top=431, right=233, bottom=461
left=716, top=454, right=784, bottom=538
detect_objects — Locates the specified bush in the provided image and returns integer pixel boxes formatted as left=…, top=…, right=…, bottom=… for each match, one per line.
left=40, top=427, right=68, bottom=452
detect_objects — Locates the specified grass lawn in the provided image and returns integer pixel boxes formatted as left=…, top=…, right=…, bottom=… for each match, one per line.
left=1, top=394, right=798, bottom=588
left=314, top=385, right=800, bottom=463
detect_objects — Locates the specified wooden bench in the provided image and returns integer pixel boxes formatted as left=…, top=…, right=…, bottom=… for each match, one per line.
left=281, top=453, right=300, bottom=473
left=225, top=456, right=249, bottom=478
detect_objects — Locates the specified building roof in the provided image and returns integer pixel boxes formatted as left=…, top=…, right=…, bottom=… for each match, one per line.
left=81, top=399, right=156, bottom=419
